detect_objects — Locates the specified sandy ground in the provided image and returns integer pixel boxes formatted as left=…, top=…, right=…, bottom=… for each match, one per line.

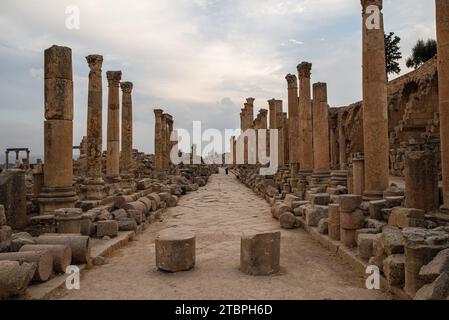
left=50, top=170, right=391, bottom=300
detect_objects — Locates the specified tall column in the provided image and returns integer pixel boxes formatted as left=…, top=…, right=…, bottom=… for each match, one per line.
left=26, top=150, right=30, bottom=170
left=312, top=83, right=330, bottom=174
left=297, top=62, right=314, bottom=174
left=286, top=74, right=299, bottom=182
left=120, top=81, right=134, bottom=175
left=38, top=45, right=77, bottom=214
left=361, top=0, right=389, bottom=199
left=283, top=113, right=289, bottom=165
left=154, top=109, right=164, bottom=170
left=166, top=115, right=174, bottom=169
left=436, top=0, right=449, bottom=212
left=106, top=71, right=122, bottom=181
left=268, top=99, right=277, bottom=130
left=246, top=98, right=255, bottom=130
left=4, top=151, right=8, bottom=170
left=338, top=114, right=347, bottom=169
left=161, top=114, right=168, bottom=169
left=85, top=55, right=104, bottom=185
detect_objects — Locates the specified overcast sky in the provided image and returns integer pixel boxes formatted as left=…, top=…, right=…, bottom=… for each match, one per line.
left=0, top=0, right=436, bottom=160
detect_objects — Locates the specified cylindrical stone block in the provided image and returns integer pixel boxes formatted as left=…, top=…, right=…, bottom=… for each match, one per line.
left=240, top=231, right=281, bottom=276
left=352, top=157, right=365, bottom=196
left=155, top=229, right=196, bottom=272
left=312, top=82, right=330, bottom=174
left=20, top=244, right=72, bottom=273
left=55, top=208, right=83, bottom=234
left=36, top=234, right=91, bottom=264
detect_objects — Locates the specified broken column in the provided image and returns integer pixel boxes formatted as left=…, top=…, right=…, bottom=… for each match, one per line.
left=0, top=170, right=28, bottom=229
left=106, top=71, right=122, bottom=181
left=402, top=228, right=449, bottom=297
left=82, top=54, right=105, bottom=200
left=286, top=74, right=299, bottom=186
left=405, top=151, right=439, bottom=212
left=155, top=229, right=196, bottom=272
left=154, top=109, right=164, bottom=170
left=436, top=0, right=449, bottom=212
left=165, top=114, right=174, bottom=169
left=38, top=45, right=77, bottom=214
left=240, top=231, right=280, bottom=276
left=312, top=82, right=330, bottom=186
left=352, top=153, right=365, bottom=196
left=361, top=0, right=390, bottom=200
left=120, top=81, right=134, bottom=177
left=298, top=62, right=314, bottom=186
left=339, top=195, right=364, bottom=247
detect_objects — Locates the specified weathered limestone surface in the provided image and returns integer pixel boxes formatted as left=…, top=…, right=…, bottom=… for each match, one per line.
left=106, top=70, right=122, bottom=179
left=436, top=0, right=449, bottom=212
left=36, top=234, right=91, bottom=264
left=154, top=109, right=164, bottom=170
left=156, top=229, right=196, bottom=272
left=20, top=244, right=72, bottom=273
left=240, top=231, right=280, bottom=276
left=120, top=81, right=134, bottom=175
left=39, top=45, right=77, bottom=214
left=361, top=0, right=390, bottom=199
left=286, top=74, right=299, bottom=178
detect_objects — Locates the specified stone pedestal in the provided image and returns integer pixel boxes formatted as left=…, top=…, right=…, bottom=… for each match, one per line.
left=361, top=0, right=390, bottom=200
left=405, top=151, right=439, bottom=212
left=106, top=71, right=122, bottom=180
left=155, top=229, right=196, bottom=272
left=240, top=231, right=280, bottom=276
left=436, top=0, right=449, bottom=212
left=38, top=45, right=77, bottom=214
left=55, top=208, right=83, bottom=234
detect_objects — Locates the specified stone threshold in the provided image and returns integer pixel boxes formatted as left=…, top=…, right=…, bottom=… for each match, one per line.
left=296, top=216, right=410, bottom=300
left=23, top=209, right=164, bottom=300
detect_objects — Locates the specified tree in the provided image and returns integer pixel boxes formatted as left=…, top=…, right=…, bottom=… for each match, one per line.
left=406, top=39, right=437, bottom=69
left=385, top=32, right=402, bottom=76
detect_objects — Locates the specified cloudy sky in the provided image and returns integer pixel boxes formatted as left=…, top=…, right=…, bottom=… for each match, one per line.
left=0, top=0, right=436, bottom=160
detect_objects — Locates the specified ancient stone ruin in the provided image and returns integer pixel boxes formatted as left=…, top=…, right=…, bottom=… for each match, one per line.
left=0, top=0, right=449, bottom=302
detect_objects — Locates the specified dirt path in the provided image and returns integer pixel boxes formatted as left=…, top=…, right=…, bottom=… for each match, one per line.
left=51, top=170, right=391, bottom=300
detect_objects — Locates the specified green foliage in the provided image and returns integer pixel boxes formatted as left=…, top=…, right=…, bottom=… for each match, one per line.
left=385, top=32, right=402, bottom=76
left=406, top=39, right=437, bottom=69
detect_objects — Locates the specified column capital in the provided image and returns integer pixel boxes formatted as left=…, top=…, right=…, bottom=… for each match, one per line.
left=361, top=0, right=382, bottom=11
left=313, top=82, right=327, bottom=90
left=285, top=74, right=298, bottom=88
left=154, top=109, right=164, bottom=116
left=297, top=62, right=312, bottom=79
left=86, top=55, right=103, bottom=71
left=246, top=97, right=255, bottom=105
left=106, top=71, right=122, bottom=86
left=259, top=109, right=268, bottom=116
left=120, top=81, right=133, bottom=94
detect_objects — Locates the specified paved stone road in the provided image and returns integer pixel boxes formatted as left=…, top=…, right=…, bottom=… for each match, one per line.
left=52, top=170, right=391, bottom=300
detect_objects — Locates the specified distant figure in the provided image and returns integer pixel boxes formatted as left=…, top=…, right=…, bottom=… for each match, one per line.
left=225, top=168, right=229, bottom=175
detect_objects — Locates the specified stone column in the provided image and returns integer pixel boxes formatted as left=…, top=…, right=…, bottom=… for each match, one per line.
left=405, top=151, right=439, bottom=212
left=436, top=0, right=449, bottom=212
left=4, top=151, right=8, bottom=170
left=25, top=150, right=30, bottom=170
left=361, top=0, right=389, bottom=200
left=312, top=82, right=330, bottom=174
left=14, top=151, right=20, bottom=168
left=352, top=154, right=365, bottom=196
left=286, top=74, right=299, bottom=184
left=338, top=115, right=347, bottom=169
left=120, top=82, right=133, bottom=175
left=283, top=113, right=290, bottom=165
left=38, top=45, right=77, bottom=214
left=166, top=115, right=174, bottom=169
left=154, top=109, right=164, bottom=170
left=82, top=55, right=105, bottom=200
left=297, top=62, right=314, bottom=175
left=106, top=71, right=122, bottom=181
left=161, top=114, right=168, bottom=169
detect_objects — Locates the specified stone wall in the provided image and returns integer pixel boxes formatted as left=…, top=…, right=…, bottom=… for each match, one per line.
left=334, top=57, right=440, bottom=177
